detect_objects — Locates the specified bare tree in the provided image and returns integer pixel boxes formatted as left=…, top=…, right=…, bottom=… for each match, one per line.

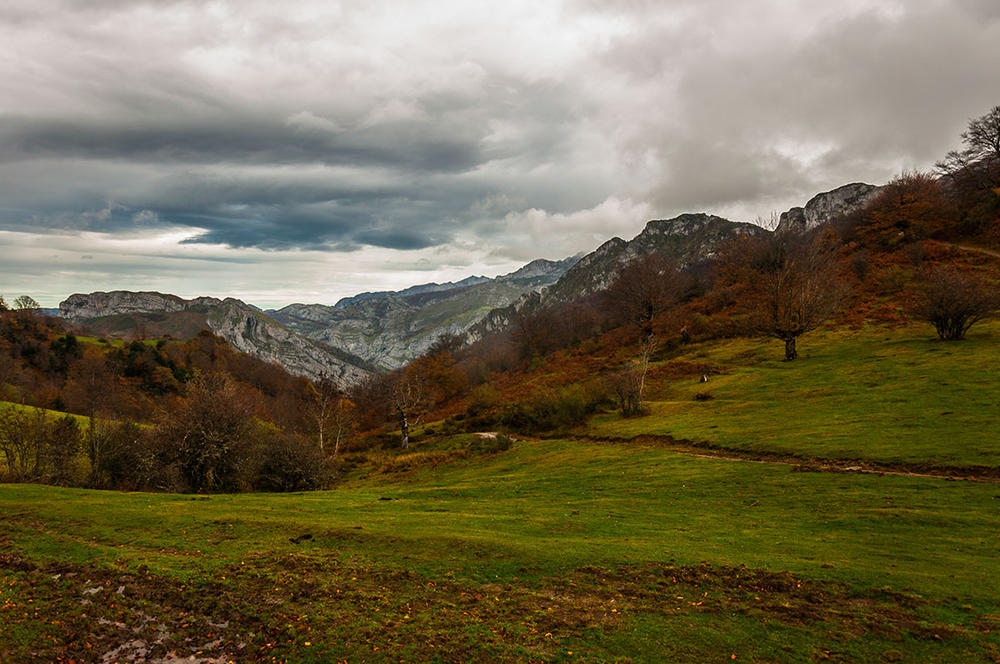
left=13, top=295, right=40, bottom=314
left=605, top=253, right=688, bottom=338
left=936, top=105, right=1000, bottom=191
left=328, top=396, right=357, bottom=458
left=389, top=369, right=428, bottom=449
left=605, top=335, right=658, bottom=417
left=911, top=266, right=999, bottom=340
left=727, top=231, right=844, bottom=361
left=307, top=373, right=339, bottom=454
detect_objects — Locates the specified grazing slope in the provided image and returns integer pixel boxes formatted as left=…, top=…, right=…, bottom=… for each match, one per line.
left=586, top=321, right=1000, bottom=467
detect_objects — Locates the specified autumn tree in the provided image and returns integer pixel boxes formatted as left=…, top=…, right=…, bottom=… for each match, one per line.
left=722, top=231, right=844, bottom=361
left=62, top=347, right=119, bottom=481
left=426, top=332, right=465, bottom=357
left=412, top=335, right=468, bottom=405
left=911, top=266, right=999, bottom=340
left=605, top=253, right=688, bottom=338
left=856, top=171, right=951, bottom=246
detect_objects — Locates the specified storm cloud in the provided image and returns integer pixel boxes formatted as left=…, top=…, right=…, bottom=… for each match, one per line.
left=1, top=0, right=998, bottom=305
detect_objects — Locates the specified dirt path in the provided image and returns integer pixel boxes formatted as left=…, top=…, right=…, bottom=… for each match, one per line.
left=531, top=433, right=1000, bottom=483
left=933, top=241, right=1000, bottom=259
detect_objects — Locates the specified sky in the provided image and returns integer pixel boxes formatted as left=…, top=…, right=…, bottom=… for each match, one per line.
left=1, top=0, right=999, bottom=308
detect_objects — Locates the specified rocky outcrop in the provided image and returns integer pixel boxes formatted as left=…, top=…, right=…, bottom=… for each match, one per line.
left=59, top=291, right=222, bottom=318
left=206, top=300, right=372, bottom=384
left=776, top=183, right=881, bottom=234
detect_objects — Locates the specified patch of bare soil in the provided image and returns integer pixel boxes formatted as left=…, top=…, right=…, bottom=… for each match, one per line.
left=0, top=548, right=984, bottom=663
left=0, top=552, right=281, bottom=663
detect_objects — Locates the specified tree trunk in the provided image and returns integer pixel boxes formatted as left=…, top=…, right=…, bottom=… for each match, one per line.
left=399, top=409, right=410, bottom=449
left=784, top=336, right=797, bottom=361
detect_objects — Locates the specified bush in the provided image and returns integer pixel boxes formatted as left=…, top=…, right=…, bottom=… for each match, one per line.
left=491, top=434, right=514, bottom=452
left=500, top=384, right=607, bottom=433
left=466, top=384, right=501, bottom=416
left=255, top=432, right=330, bottom=492
left=154, top=373, right=259, bottom=492
left=911, top=266, right=999, bottom=340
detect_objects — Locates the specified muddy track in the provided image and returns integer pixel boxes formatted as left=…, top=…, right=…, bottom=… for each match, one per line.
left=533, top=432, right=1000, bottom=483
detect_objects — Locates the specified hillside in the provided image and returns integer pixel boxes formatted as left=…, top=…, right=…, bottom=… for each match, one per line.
left=466, top=185, right=879, bottom=341
left=4, top=326, right=1000, bottom=660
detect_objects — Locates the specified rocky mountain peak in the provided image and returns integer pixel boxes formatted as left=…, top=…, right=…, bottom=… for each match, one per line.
left=59, top=291, right=223, bottom=319
left=641, top=213, right=732, bottom=237
left=776, top=182, right=881, bottom=234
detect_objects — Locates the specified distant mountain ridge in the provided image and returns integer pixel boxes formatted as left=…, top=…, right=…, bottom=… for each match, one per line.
left=333, top=276, right=492, bottom=309
left=269, top=255, right=581, bottom=369
left=58, top=291, right=374, bottom=384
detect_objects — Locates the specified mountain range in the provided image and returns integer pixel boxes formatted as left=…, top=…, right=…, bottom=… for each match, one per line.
left=57, top=182, right=881, bottom=383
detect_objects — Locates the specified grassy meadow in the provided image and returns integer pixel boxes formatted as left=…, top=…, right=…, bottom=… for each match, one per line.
left=2, top=321, right=1000, bottom=662
left=588, top=320, right=1000, bottom=467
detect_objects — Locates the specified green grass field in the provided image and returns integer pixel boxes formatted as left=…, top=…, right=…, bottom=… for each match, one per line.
left=587, top=321, right=1000, bottom=467
left=2, top=321, right=1000, bottom=662
left=0, top=399, right=90, bottom=427
left=3, top=435, right=1000, bottom=662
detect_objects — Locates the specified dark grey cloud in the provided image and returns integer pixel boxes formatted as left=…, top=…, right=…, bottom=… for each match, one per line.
left=0, top=115, right=485, bottom=171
